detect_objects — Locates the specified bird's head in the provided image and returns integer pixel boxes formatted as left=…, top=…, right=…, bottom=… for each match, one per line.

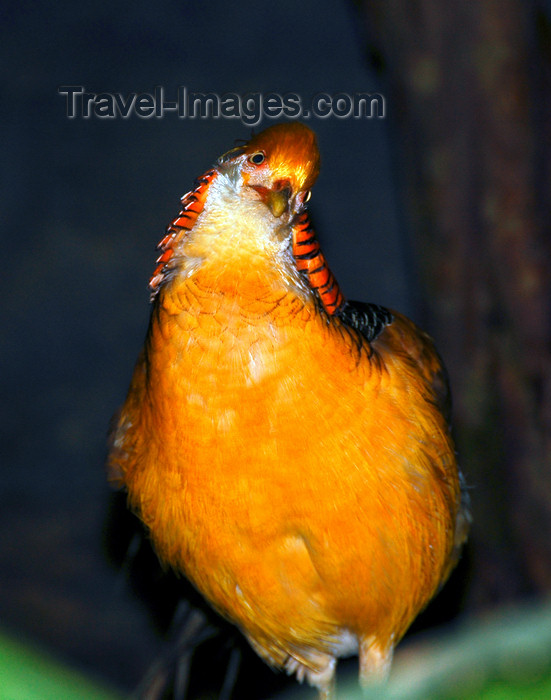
left=149, top=122, right=322, bottom=298
left=218, top=122, right=320, bottom=219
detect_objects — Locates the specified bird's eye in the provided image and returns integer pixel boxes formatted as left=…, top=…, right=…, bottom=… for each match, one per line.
left=248, top=151, right=265, bottom=165
left=303, top=190, right=311, bottom=203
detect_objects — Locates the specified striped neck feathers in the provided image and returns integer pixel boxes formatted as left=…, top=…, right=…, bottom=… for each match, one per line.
left=149, top=163, right=345, bottom=317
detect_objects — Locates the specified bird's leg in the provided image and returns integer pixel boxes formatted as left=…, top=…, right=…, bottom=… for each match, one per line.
left=311, top=658, right=336, bottom=700
left=317, top=676, right=336, bottom=700
left=285, top=655, right=337, bottom=700
left=219, top=645, right=241, bottom=700
left=359, top=636, right=393, bottom=688
left=133, top=601, right=218, bottom=700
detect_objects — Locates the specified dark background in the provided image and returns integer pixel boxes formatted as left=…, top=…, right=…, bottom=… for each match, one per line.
left=2, top=0, right=550, bottom=698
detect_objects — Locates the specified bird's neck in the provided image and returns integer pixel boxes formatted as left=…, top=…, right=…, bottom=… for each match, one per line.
left=158, top=168, right=311, bottom=312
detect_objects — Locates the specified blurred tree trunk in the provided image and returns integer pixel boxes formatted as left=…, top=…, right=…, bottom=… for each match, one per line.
left=355, top=1, right=551, bottom=604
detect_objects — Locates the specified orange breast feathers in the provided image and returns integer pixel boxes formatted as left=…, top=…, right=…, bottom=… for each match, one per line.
left=107, top=122, right=469, bottom=699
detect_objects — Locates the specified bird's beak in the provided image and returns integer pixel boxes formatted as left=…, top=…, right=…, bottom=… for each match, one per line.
left=267, top=189, right=291, bottom=218
left=248, top=180, right=293, bottom=217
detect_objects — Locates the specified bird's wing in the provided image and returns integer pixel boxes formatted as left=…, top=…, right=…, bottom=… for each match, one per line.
left=338, top=300, right=470, bottom=578
left=338, top=300, right=452, bottom=422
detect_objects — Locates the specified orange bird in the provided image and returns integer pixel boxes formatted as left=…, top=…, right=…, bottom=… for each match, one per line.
left=108, top=122, right=469, bottom=699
